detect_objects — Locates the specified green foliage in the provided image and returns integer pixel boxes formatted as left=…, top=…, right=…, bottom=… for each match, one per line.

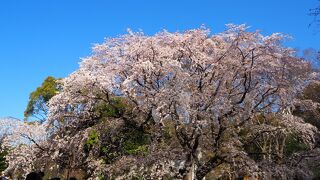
left=101, top=147, right=119, bottom=164
left=99, top=125, right=151, bottom=164
left=94, top=97, right=126, bottom=118
left=98, top=174, right=105, bottom=180
left=124, top=143, right=149, bottom=156
left=284, top=134, right=309, bottom=157
left=238, top=128, right=249, bottom=137
left=0, top=150, right=7, bottom=173
left=162, top=174, right=173, bottom=180
left=162, top=122, right=175, bottom=142
left=161, top=120, right=177, bottom=146
left=163, top=126, right=173, bottom=140
left=132, top=175, right=144, bottom=180
left=24, top=76, right=60, bottom=120
left=123, top=129, right=150, bottom=156
left=85, top=130, right=100, bottom=150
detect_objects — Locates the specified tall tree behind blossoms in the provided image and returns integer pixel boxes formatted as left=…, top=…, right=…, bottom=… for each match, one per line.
left=48, top=25, right=318, bottom=179
left=24, top=76, right=61, bottom=122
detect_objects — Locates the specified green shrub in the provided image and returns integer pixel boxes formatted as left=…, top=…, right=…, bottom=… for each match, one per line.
left=132, top=175, right=144, bottom=180
left=94, top=97, right=126, bottom=118
left=123, top=129, right=150, bottom=156
left=163, top=125, right=173, bottom=140
left=284, top=134, right=308, bottom=157
left=86, top=130, right=99, bottom=150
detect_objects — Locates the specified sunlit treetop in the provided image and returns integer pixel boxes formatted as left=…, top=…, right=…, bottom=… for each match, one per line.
left=24, top=76, right=61, bottom=122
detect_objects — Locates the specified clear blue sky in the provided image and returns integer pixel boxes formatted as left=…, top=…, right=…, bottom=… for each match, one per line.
left=0, top=0, right=319, bottom=119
